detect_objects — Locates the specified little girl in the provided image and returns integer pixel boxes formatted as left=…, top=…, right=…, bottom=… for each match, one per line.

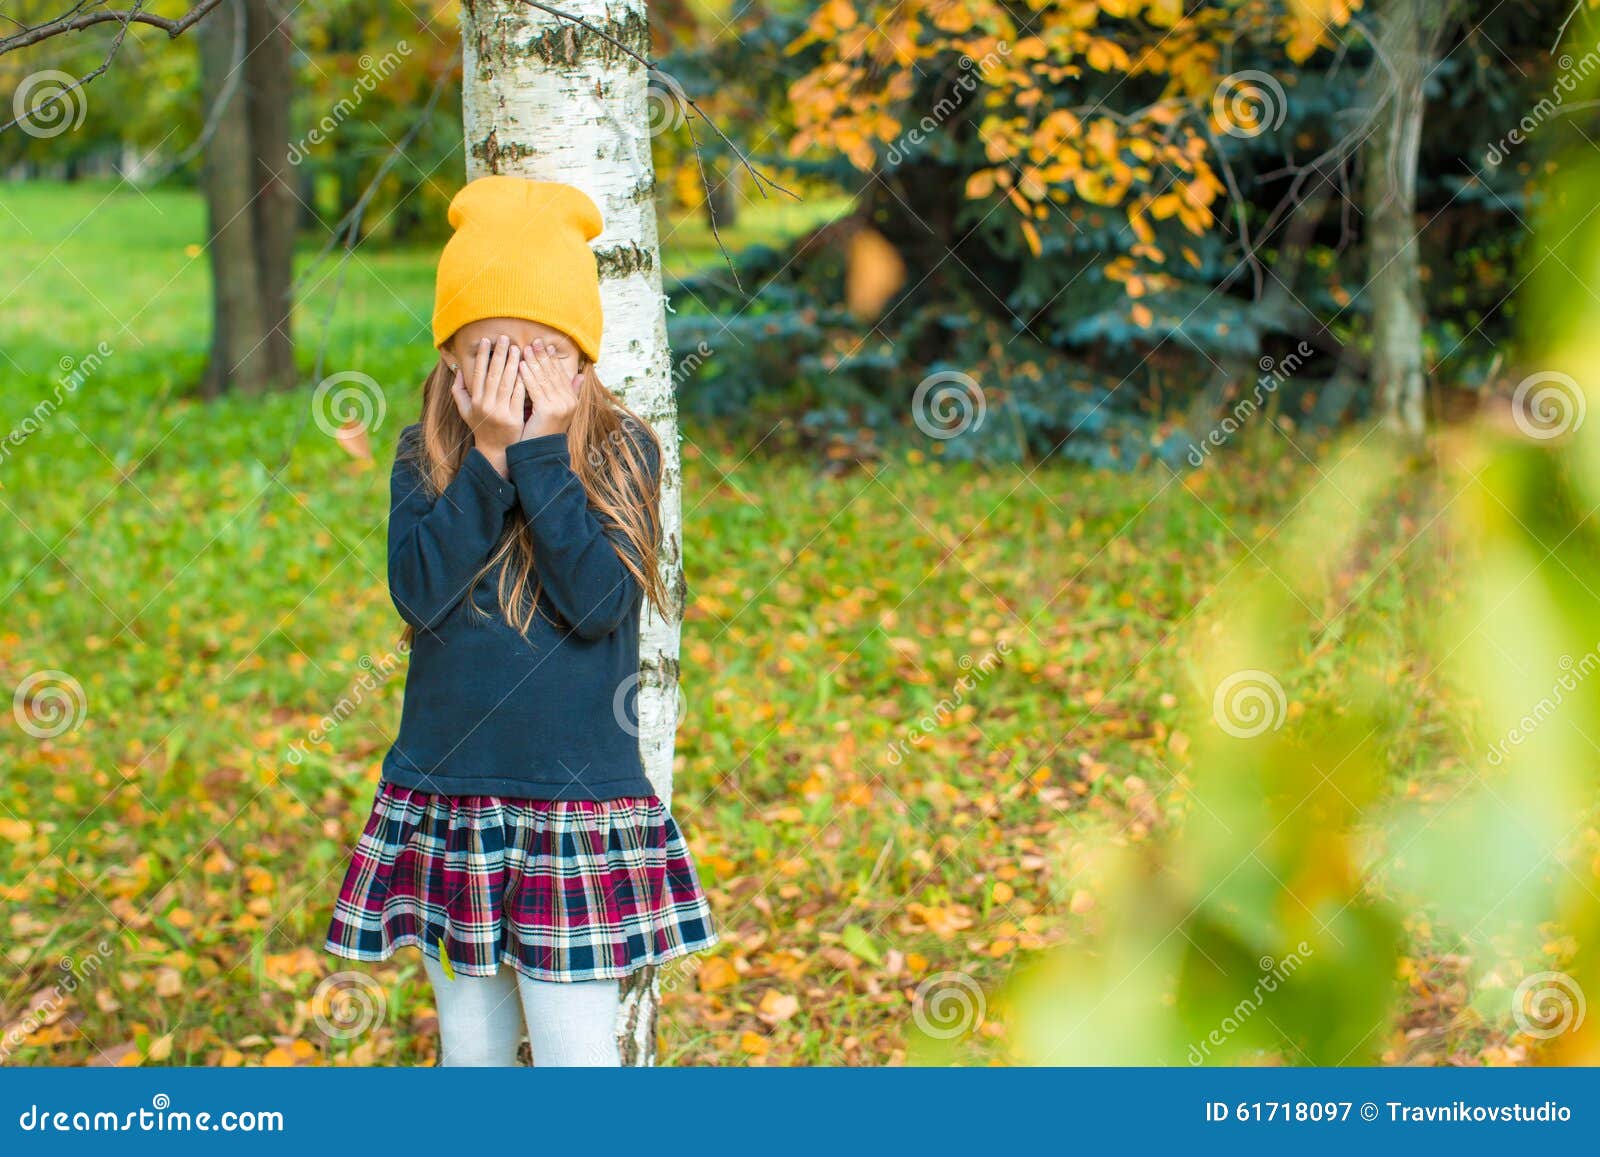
left=324, top=175, right=717, bottom=1067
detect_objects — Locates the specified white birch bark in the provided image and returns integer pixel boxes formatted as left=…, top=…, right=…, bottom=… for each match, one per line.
left=459, top=0, right=682, bottom=1066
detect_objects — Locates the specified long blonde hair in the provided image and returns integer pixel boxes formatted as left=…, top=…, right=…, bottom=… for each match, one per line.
left=398, top=354, right=668, bottom=644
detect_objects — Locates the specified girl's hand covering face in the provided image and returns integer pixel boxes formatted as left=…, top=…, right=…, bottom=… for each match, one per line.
left=451, top=335, right=528, bottom=458
left=520, top=339, right=583, bottom=440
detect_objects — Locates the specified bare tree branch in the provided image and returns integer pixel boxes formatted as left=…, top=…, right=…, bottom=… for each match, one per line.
left=1, top=0, right=225, bottom=134
left=0, top=0, right=222, bottom=56
left=1554, top=0, right=1586, bottom=53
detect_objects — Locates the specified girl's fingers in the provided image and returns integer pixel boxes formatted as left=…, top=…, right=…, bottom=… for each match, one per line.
left=536, top=341, right=561, bottom=383
left=528, top=344, right=553, bottom=393
left=485, top=336, right=511, bottom=409
left=522, top=355, right=549, bottom=412
left=467, top=338, right=490, bottom=407
left=497, top=344, right=523, bottom=416
left=517, top=360, right=543, bottom=426
left=509, top=369, right=527, bottom=424
left=529, top=341, right=569, bottom=403
left=520, top=345, right=548, bottom=402
left=449, top=369, right=471, bottom=422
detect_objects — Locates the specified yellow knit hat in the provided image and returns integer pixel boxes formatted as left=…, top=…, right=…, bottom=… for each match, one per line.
left=431, top=175, right=605, bottom=362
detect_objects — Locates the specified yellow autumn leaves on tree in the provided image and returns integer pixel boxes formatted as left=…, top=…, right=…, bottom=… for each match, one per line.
left=787, top=0, right=1360, bottom=263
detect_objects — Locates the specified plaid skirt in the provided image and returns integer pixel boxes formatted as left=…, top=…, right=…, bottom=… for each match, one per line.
left=324, top=781, right=718, bottom=982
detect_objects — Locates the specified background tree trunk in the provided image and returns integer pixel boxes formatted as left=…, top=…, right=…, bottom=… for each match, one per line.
left=196, top=0, right=296, bottom=396
left=197, top=0, right=267, bottom=397
left=458, top=0, right=684, bottom=1066
left=1362, top=0, right=1460, bottom=438
left=245, top=0, right=296, bottom=387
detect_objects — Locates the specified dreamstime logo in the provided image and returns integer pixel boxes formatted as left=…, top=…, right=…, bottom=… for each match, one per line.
left=312, top=972, right=387, bottom=1039
left=14, top=70, right=88, bottom=139
left=287, top=42, right=412, bottom=164
left=612, top=669, right=688, bottom=739
left=1212, top=669, right=1286, bottom=739
left=670, top=340, right=714, bottom=389
left=1486, top=647, right=1600, bottom=766
left=286, top=642, right=409, bottom=766
left=654, top=955, right=702, bottom=998
left=644, top=69, right=689, bottom=135
left=311, top=371, right=385, bottom=439
left=1213, top=70, right=1288, bottom=139
left=0, top=341, right=113, bottom=467
left=1484, top=43, right=1600, bottom=167
left=1187, top=942, right=1313, bottom=1064
left=1511, top=371, right=1585, bottom=440
left=1512, top=971, right=1585, bottom=1039
left=912, top=971, right=986, bottom=1040
left=886, top=641, right=1011, bottom=765
left=884, top=42, right=1012, bottom=166
left=1187, top=342, right=1315, bottom=465
left=583, top=416, right=651, bottom=470
left=0, top=940, right=112, bottom=1061
left=912, top=370, right=985, bottom=440
left=13, top=669, right=87, bottom=738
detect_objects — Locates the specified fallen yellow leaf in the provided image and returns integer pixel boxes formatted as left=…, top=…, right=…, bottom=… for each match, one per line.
left=758, top=990, right=800, bottom=1024
left=697, top=956, right=738, bottom=992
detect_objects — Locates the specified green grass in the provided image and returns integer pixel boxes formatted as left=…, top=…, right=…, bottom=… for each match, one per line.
left=0, top=180, right=1470, bottom=1067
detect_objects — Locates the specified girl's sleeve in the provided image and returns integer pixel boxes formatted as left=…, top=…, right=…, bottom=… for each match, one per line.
left=387, top=424, right=518, bottom=631
left=505, top=429, right=661, bottom=640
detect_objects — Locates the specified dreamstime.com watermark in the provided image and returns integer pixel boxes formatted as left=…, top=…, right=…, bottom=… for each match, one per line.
left=1485, top=647, right=1600, bottom=766
left=286, top=643, right=409, bottom=766
left=1484, top=41, right=1600, bottom=167
left=1213, top=70, right=1288, bottom=139
left=1188, top=941, right=1314, bottom=1064
left=1, top=940, right=112, bottom=1062
left=1212, top=669, right=1287, bottom=739
left=311, top=972, right=388, bottom=1039
left=17, top=1095, right=283, bottom=1134
left=644, top=68, right=690, bottom=136
left=612, top=668, right=688, bottom=739
left=886, top=641, right=1011, bottom=765
left=1510, top=371, right=1586, bottom=441
left=12, top=69, right=87, bottom=139
left=1187, top=342, right=1315, bottom=465
left=884, top=42, right=1011, bottom=166
left=312, top=370, right=386, bottom=440
left=670, top=340, right=713, bottom=389
left=1512, top=970, right=1586, bottom=1039
left=912, top=370, right=985, bottom=440
left=12, top=668, right=87, bottom=739
left=912, top=971, right=986, bottom=1039
left=0, top=342, right=113, bottom=467
left=287, top=42, right=413, bottom=164
left=582, top=414, right=652, bottom=470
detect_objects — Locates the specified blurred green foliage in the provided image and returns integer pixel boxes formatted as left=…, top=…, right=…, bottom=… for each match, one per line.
left=974, top=7, right=1600, bottom=1067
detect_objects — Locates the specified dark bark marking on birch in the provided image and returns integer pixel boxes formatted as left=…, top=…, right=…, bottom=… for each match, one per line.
left=618, top=965, right=657, bottom=1065
left=595, top=242, right=656, bottom=278
left=471, top=128, right=541, bottom=169
left=467, top=4, right=649, bottom=72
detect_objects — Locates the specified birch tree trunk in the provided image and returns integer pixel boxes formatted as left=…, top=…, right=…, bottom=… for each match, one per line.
left=459, top=0, right=683, bottom=1067
left=1362, top=0, right=1460, bottom=438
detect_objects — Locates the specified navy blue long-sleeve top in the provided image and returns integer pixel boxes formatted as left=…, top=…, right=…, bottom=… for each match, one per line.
left=380, top=423, right=659, bottom=801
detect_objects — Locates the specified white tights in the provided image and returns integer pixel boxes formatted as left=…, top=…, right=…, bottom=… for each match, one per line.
left=421, top=952, right=622, bottom=1067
